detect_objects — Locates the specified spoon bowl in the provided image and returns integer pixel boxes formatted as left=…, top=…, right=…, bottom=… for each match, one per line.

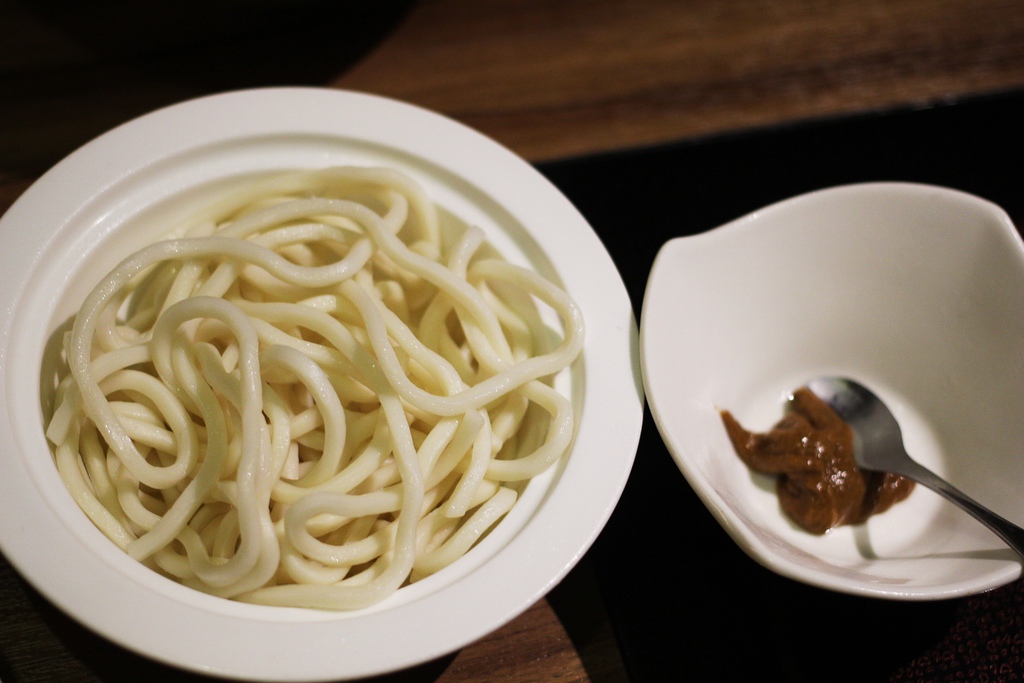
left=808, top=377, right=1024, bottom=559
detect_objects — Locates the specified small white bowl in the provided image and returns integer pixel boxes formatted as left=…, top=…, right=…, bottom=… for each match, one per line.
left=0, top=88, right=642, bottom=680
left=641, top=182, right=1024, bottom=600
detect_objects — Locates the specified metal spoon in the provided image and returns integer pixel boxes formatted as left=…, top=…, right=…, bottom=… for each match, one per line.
left=807, top=377, right=1024, bottom=559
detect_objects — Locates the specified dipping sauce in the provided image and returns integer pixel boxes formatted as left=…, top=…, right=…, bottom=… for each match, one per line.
left=720, top=387, right=914, bottom=534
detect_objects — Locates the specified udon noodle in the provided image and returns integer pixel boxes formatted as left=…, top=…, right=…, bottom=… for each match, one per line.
left=44, top=166, right=583, bottom=609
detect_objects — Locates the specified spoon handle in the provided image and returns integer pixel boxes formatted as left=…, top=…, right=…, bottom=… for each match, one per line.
left=900, top=459, right=1024, bottom=559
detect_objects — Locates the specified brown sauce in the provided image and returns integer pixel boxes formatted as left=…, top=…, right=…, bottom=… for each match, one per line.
left=720, top=387, right=915, bottom=535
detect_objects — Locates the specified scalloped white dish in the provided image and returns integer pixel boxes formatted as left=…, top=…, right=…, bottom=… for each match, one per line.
left=641, top=182, right=1024, bottom=600
left=0, top=88, right=642, bottom=680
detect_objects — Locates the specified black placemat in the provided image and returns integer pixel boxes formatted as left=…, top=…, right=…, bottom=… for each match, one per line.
left=538, top=90, right=1024, bottom=683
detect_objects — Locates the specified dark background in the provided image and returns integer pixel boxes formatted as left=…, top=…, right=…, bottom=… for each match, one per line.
left=540, top=91, right=1024, bottom=682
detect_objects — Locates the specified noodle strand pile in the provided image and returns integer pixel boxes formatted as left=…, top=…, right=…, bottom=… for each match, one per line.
left=44, top=167, right=583, bottom=609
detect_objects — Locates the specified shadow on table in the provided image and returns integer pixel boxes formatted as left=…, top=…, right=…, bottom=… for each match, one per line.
left=547, top=559, right=631, bottom=683
left=1, top=0, right=416, bottom=178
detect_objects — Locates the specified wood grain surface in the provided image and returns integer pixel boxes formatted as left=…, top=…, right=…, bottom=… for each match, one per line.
left=334, top=0, right=1024, bottom=161
left=2, top=1, right=1023, bottom=681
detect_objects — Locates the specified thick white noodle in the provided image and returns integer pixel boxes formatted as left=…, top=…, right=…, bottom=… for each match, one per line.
left=45, top=166, right=583, bottom=610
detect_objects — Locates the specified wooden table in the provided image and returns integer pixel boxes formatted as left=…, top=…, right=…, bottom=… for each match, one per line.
left=2, top=1, right=1024, bottom=681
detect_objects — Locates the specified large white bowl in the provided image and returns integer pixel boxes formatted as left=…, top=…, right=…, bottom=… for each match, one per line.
left=0, top=88, right=642, bottom=680
left=641, top=182, right=1024, bottom=600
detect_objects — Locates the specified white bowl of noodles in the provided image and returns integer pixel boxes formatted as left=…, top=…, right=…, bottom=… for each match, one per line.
left=0, top=88, right=642, bottom=680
